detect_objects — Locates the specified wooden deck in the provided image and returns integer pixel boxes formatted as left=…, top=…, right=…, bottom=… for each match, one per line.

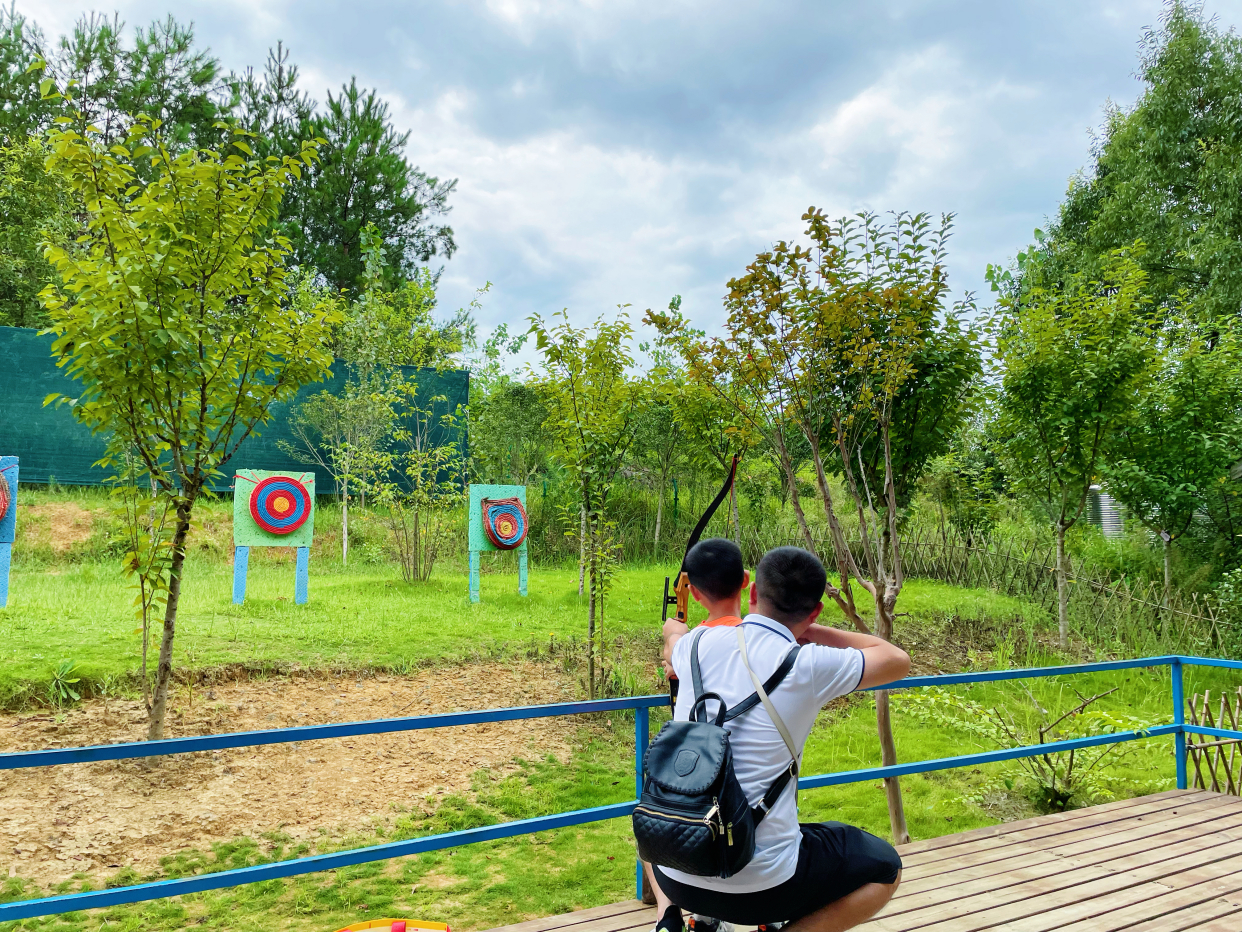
left=485, top=789, right=1242, bottom=932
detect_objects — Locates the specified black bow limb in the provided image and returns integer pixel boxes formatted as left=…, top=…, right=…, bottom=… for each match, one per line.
left=662, top=453, right=740, bottom=707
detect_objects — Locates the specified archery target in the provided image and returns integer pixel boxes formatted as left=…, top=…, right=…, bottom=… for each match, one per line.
left=482, top=497, right=528, bottom=550
left=0, top=472, right=9, bottom=522
left=250, top=476, right=311, bottom=535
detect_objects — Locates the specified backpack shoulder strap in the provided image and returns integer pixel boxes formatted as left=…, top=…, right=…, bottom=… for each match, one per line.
left=689, top=627, right=727, bottom=725
left=722, top=643, right=801, bottom=722
left=733, top=626, right=802, bottom=826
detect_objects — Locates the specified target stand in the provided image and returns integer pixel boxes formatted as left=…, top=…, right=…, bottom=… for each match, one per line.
left=0, top=457, right=17, bottom=608
left=468, top=484, right=528, bottom=603
left=232, top=470, right=316, bottom=605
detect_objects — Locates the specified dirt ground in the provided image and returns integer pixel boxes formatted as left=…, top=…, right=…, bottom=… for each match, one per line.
left=18, top=502, right=99, bottom=553
left=1, top=661, right=582, bottom=887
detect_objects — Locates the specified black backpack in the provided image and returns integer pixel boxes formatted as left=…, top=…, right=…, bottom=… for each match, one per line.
left=633, top=627, right=801, bottom=878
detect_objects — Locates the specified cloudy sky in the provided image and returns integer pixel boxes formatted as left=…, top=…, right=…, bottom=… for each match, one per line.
left=20, top=0, right=1242, bottom=343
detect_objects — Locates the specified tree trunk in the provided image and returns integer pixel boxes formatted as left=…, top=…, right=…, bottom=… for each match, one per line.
left=875, top=690, right=909, bottom=844
left=1055, top=523, right=1069, bottom=650
left=1163, top=535, right=1172, bottom=611
left=147, top=503, right=193, bottom=742
left=654, top=478, right=665, bottom=557
left=874, top=597, right=909, bottom=844
left=774, top=435, right=815, bottom=550
left=587, top=518, right=597, bottom=700
left=730, top=482, right=741, bottom=545
left=578, top=503, right=587, bottom=596
left=341, top=477, right=349, bottom=566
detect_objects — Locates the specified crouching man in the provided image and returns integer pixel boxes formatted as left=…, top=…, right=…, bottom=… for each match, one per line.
left=644, top=543, right=910, bottom=932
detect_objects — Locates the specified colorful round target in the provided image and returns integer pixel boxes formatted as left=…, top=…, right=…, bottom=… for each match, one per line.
left=249, top=476, right=311, bottom=535
left=482, top=497, right=528, bottom=550
left=0, top=471, right=9, bottom=522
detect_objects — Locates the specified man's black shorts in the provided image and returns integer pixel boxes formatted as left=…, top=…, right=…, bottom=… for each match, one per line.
left=652, top=822, right=901, bottom=925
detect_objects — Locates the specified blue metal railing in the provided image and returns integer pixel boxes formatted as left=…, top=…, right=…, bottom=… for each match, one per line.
left=1, top=654, right=1239, bottom=923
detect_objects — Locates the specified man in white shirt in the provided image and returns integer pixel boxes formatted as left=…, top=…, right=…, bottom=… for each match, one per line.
left=646, top=543, right=909, bottom=932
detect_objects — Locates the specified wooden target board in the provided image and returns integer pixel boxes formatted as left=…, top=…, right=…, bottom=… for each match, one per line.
left=232, top=469, right=315, bottom=604
left=467, top=484, right=528, bottom=603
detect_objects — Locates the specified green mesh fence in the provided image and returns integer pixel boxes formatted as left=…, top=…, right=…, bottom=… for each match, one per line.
left=0, top=326, right=469, bottom=492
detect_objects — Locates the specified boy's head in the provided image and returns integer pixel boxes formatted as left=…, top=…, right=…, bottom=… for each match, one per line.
left=684, top=537, right=746, bottom=602
left=753, top=546, right=827, bottom=625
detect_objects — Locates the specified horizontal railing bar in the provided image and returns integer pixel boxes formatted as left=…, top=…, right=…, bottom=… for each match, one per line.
left=798, top=724, right=1180, bottom=789
left=865, top=656, right=1179, bottom=691
left=1179, top=656, right=1242, bottom=672
left=0, top=694, right=670, bottom=771
left=0, top=801, right=638, bottom=922
left=1180, top=725, right=1242, bottom=741
left=3, top=656, right=1197, bottom=771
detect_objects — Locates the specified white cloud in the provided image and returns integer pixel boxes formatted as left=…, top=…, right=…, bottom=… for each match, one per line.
left=19, top=0, right=1242, bottom=343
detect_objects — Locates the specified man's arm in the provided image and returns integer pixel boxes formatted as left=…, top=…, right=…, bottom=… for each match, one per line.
left=800, top=623, right=910, bottom=690
left=662, top=618, right=689, bottom=676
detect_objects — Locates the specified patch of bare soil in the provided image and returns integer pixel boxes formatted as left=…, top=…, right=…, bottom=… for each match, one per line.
left=1, top=661, right=581, bottom=887
left=19, top=502, right=99, bottom=553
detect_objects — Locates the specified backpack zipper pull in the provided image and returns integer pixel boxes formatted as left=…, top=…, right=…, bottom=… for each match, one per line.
left=704, top=799, right=720, bottom=837
left=727, top=822, right=734, bottom=846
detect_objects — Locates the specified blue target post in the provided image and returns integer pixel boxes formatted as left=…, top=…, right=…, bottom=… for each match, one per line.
left=232, top=546, right=250, bottom=604
left=0, top=457, right=17, bottom=608
left=467, top=484, right=529, bottom=603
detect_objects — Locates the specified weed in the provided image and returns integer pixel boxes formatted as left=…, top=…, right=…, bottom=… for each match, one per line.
left=47, top=659, right=81, bottom=708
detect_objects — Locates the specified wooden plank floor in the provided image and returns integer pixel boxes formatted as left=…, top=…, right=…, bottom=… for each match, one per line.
left=484, top=790, right=1242, bottom=932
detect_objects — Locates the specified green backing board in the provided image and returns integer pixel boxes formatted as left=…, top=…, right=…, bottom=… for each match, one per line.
left=468, top=485, right=528, bottom=552
left=233, top=469, right=316, bottom=548
left=0, top=325, right=468, bottom=491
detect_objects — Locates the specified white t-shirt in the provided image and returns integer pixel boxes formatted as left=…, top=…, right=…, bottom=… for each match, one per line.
left=661, top=616, right=864, bottom=893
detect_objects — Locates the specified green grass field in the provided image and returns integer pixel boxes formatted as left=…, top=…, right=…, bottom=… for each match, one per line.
left=0, top=556, right=1043, bottom=705
left=0, top=495, right=1228, bottom=932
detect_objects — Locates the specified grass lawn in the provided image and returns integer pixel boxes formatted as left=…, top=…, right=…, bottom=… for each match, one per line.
left=0, top=556, right=1042, bottom=705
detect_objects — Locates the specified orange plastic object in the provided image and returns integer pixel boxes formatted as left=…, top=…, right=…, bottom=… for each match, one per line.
left=333, top=921, right=449, bottom=932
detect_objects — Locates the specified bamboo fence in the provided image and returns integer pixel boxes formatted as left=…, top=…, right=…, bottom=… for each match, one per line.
left=1188, top=689, right=1242, bottom=795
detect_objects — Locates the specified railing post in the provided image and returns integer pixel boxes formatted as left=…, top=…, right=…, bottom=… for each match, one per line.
left=635, top=705, right=649, bottom=902
left=1172, top=657, right=1187, bottom=790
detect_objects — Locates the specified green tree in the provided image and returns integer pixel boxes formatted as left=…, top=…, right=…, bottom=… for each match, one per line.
left=369, top=382, right=466, bottom=583
left=470, top=377, right=552, bottom=485
left=993, top=254, right=1157, bottom=649
left=1105, top=317, right=1242, bottom=599
left=41, top=13, right=232, bottom=151
left=334, top=224, right=474, bottom=368
left=0, top=6, right=56, bottom=141
left=530, top=310, right=642, bottom=698
left=631, top=378, right=688, bottom=554
left=923, top=416, right=1005, bottom=545
left=275, top=78, right=456, bottom=293
left=1039, top=2, right=1242, bottom=321
left=652, top=209, right=970, bottom=845
left=850, top=298, right=983, bottom=511
left=675, top=378, right=754, bottom=543
left=40, top=114, right=341, bottom=741
left=0, top=135, right=77, bottom=326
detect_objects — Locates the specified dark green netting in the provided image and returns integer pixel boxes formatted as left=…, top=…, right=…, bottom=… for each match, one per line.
left=0, top=326, right=469, bottom=493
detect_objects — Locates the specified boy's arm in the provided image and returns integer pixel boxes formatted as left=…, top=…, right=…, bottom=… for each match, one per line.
left=662, top=618, right=689, bottom=676
left=800, top=623, right=910, bottom=690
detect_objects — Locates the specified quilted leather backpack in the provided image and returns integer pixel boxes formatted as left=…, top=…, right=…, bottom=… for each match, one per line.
left=633, top=626, right=801, bottom=878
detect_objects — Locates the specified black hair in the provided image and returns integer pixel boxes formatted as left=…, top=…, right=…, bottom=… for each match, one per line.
left=754, top=546, right=827, bottom=620
left=684, top=537, right=745, bottom=600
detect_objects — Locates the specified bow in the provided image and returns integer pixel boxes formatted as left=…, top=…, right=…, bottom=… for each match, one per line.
left=662, top=453, right=740, bottom=707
